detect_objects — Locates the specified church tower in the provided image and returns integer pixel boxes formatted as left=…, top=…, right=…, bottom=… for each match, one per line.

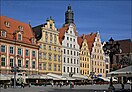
left=65, top=5, right=74, bottom=24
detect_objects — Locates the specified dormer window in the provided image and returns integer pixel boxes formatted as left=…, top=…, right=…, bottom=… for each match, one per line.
left=31, top=38, right=35, bottom=44
left=4, top=21, right=10, bottom=28
left=18, top=26, right=23, bottom=31
left=18, top=34, right=22, bottom=40
left=1, top=31, right=6, bottom=37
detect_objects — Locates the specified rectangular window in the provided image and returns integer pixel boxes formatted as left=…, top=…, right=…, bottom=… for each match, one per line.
left=39, top=64, right=42, bottom=70
left=26, top=60, right=29, bottom=68
left=58, top=48, right=60, bottom=52
left=67, top=67, right=69, bottom=72
left=71, top=67, right=72, bottom=72
left=67, top=50, right=69, bottom=54
left=49, top=46, right=51, bottom=50
left=32, top=61, right=35, bottom=68
left=18, top=59, right=21, bottom=67
left=9, top=47, right=14, bottom=54
left=64, top=67, right=65, bottom=72
left=54, top=47, right=56, bottom=51
left=39, top=53, right=42, bottom=59
left=1, top=45, right=6, bottom=52
left=58, top=55, right=60, bottom=62
left=74, top=59, right=76, bottom=64
left=18, top=34, right=22, bottom=40
left=10, top=58, right=14, bottom=67
left=58, top=65, right=60, bottom=71
left=44, top=53, right=46, bottom=59
left=70, top=44, right=72, bottom=48
left=73, top=39, right=75, bottom=42
left=54, top=39, right=56, bottom=44
left=48, top=54, right=52, bottom=60
left=71, top=51, right=72, bottom=55
left=67, top=58, right=69, bottom=63
left=70, top=38, right=72, bottom=41
left=32, top=51, right=35, bottom=57
left=50, top=39, right=52, bottom=43
left=106, top=64, right=108, bottom=69
left=48, top=64, right=52, bottom=70
left=44, top=63, right=46, bottom=70
left=1, top=57, right=6, bottom=66
left=44, top=45, right=46, bottom=50
left=67, top=43, right=69, bottom=47
left=18, top=48, right=22, bottom=55
left=74, top=51, right=76, bottom=55
left=39, top=44, right=42, bottom=49
left=54, top=55, right=57, bottom=61
left=46, top=38, right=48, bottom=42
left=64, top=57, right=65, bottom=63
left=54, top=64, right=56, bottom=71
left=64, top=49, right=65, bottom=54
left=74, top=68, right=76, bottom=73
left=77, top=68, right=78, bottom=73
left=74, top=45, right=75, bottom=48
left=26, top=49, right=29, bottom=56
left=67, top=37, right=69, bottom=40
left=71, top=58, right=72, bottom=64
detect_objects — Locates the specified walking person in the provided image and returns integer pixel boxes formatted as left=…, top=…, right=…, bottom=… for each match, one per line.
left=51, top=82, right=54, bottom=87
left=59, top=82, right=62, bottom=88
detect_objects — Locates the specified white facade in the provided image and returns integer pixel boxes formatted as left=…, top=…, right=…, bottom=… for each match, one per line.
left=61, top=24, right=80, bottom=76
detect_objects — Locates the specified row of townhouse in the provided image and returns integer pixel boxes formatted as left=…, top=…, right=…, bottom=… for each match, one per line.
left=0, top=5, right=110, bottom=78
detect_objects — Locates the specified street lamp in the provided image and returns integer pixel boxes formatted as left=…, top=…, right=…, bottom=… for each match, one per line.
left=11, top=64, right=20, bottom=88
left=103, top=37, right=120, bottom=91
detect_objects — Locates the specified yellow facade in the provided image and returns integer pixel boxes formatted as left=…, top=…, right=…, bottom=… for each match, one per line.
left=80, top=39, right=91, bottom=75
left=38, top=17, right=62, bottom=75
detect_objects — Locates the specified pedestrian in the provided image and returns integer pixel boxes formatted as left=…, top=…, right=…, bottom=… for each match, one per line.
left=59, top=82, right=62, bottom=88
left=51, top=82, right=54, bottom=87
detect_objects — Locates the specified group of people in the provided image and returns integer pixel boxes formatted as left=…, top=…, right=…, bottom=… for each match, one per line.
left=51, top=81, right=74, bottom=88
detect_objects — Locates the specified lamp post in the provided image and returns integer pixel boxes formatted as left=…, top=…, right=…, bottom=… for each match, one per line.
left=11, top=64, right=20, bottom=88
left=103, top=37, right=120, bottom=91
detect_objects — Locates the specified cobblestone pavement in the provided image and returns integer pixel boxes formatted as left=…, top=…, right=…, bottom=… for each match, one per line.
left=0, top=84, right=131, bottom=92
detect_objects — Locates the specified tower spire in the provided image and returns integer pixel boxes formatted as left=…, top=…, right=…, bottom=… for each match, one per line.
left=65, top=5, right=74, bottom=24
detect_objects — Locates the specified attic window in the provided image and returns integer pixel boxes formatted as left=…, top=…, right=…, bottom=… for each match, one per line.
left=50, top=24, right=52, bottom=29
left=18, top=26, right=23, bottom=31
left=1, top=31, right=6, bottom=37
left=18, top=34, right=22, bottom=40
left=4, top=21, right=10, bottom=28
left=31, top=38, right=35, bottom=44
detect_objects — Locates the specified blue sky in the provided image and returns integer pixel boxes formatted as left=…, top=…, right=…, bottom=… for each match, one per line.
left=1, top=0, right=131, bottom=41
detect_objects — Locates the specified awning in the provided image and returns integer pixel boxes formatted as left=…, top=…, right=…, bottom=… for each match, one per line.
left=98, top=77, right=110, bottom=82
left=107, top=65, right=132, bottom=77
left=72, top=74, right=88, bottom=80
left=47, top=73, right=65, bottom=80
left=0, top=74, right=11, bottom=80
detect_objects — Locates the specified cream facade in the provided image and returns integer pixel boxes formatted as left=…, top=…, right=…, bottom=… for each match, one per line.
left=90, top=32, right=106, bottom=77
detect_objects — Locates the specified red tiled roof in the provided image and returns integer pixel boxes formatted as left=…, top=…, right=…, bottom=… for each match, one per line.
left=85, top=33, right=97, bottom=52
left=0, top=16, right=37, bottom=45
left=78, top=33, right=97, bottom=52
left=58, top=25, right=69, bottom=44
